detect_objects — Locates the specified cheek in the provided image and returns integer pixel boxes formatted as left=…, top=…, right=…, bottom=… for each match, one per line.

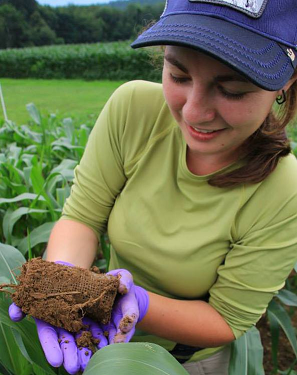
left=219, top=98, right=274, bottom=131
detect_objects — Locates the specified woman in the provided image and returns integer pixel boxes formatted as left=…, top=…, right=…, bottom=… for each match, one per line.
left=9, top=0, right=297, bottom=374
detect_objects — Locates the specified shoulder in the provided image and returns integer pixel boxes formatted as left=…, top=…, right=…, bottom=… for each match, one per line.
left=105, top=80, right=169, bottom=128
left=262, top=153, right=297, bottom=194
left=110, top=80, right=165, bottom=108
left=101, top=80, right=175, bottom=166
left=236, top=154, right=297, bottom=235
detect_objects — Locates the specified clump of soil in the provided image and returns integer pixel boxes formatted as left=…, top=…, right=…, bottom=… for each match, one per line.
left=0, top=258, right=119, bottom=332
left=76, top=331, right=99, bottom=353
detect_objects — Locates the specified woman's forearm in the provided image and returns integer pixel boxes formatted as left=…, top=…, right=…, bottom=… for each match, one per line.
left=137, top=292, right=235, bottom=348
left=45, top=219, right=98, bottom=268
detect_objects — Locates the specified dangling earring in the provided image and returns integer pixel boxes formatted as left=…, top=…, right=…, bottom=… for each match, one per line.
left=276, top=90, right=287, bottom=105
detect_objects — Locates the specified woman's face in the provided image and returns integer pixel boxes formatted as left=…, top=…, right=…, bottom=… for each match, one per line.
left=162, top=46, right=283, bottom=171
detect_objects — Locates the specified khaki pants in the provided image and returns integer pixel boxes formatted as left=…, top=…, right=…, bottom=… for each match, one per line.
left=182, top=346, right=231, bottom=375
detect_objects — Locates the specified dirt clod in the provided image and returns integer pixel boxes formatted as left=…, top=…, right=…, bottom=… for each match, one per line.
left=0, top=258, right=119, bottom=333
left=76, top=331, right=99, bottom=353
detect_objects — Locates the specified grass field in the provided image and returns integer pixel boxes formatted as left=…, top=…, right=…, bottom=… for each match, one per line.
left=0, top=78, right=125, bottom=124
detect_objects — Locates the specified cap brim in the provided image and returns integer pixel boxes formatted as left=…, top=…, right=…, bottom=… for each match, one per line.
left=131, top=14, right=295, bottom=91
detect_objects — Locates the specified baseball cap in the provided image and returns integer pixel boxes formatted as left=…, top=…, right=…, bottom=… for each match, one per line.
left=131, top=0, right=297, bottom=91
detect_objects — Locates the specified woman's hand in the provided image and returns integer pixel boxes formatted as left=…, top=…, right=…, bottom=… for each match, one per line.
left=105, top=269, right=149, bottom=344
left=9, top=304, right=107, bottom=373
left=8, top=261, right=108, bottom=374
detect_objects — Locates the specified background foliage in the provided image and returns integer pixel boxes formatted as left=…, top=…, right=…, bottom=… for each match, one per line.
left=0, top=42, right=162, bottom=81
left=0, top=0, right=164, bottom=49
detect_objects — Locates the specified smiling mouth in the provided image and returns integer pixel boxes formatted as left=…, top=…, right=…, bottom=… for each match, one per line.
left=191, top=126, right=225, bottom=133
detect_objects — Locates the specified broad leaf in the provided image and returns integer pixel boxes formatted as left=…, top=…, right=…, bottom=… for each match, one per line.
left=84, top=342, right=189, bottom=375
left=0, top=242, right=25, bottom=283
left=267, top=299, right=297, bottom=358
left=268, top=310, right=280, bottom=372
left=277, top=289, right=297, bottom=307
left=0, top=299, right=56, bottom=375
left=0, top=323, right=33, bottom=375
left=229, top=326, right=264, bottom=375
left=17, top=222, right=55, bottom=255
left=26, top=103, right=41, bottom=126
left=0, top=193, right=45, bottom=205
left=3, top=208, right=48, bottom=244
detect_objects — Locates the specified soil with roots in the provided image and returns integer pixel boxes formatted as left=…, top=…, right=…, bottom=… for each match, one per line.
left=0, top=258, right=119, bottom=351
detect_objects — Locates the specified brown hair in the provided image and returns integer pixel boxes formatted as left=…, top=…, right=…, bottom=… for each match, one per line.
left=209, top=69, right=297, bottom=188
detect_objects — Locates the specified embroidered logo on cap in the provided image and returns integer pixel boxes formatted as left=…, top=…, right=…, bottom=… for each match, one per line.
left=287, top=48, right=296, bottom=62
left=189, top=0, right=268, bottom=18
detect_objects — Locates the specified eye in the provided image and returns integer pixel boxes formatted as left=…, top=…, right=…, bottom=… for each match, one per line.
left=170, top=74, right=190, bottom=84
left=217, top=85, right=246, bottom=101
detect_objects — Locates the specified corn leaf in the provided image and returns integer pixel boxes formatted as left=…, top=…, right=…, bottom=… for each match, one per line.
left=229, top=326, right=264, bottom=375
left=0, top=299, right=56, bottom=375
left=0, top=194, right=45, bottom=205
left=267, top=299, right=297, bottom=358
left=268, top=310, right=280, bottom=372
left=17, top=222, right=55, bottom=255
left=84, top=343, right=189, bottom=375
left=0, top=242, right=25, bottom=283
left=3, top=208, right=49, bottom=244
left=277, top=289, right=297, bottom=307
left=0, top=323, right=32, bottom=375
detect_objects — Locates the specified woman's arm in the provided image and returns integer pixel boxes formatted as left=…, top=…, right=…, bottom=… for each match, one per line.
left=45, top=219, right=98, bottom=268
left=138, top=292, right=235, bottom=348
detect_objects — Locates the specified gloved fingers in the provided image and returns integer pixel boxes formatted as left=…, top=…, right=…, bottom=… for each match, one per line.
left=83, top=317, right=108, bottom=350
left=74, top=324, right=93, bottom=372
left=112, top=326, right=136, bottom=344
left=101, top=321, right=117, bottom=345
left=107, top=269, right=133, bottom=294
left=118, top=289, right=140, bottom=325
left=35, top=319, right=63, bottom=368
left=77, top=346, right=92, bottom=371
left=9, top=303, right=25, bottom=322
left=58, top=328, right=80, bottom=375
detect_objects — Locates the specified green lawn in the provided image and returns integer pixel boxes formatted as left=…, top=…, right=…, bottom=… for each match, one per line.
left=0, top=78, right=125, bottom=124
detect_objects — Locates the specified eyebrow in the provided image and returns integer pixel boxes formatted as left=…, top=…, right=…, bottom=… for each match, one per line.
left=164, top=54, right=250, bottom=83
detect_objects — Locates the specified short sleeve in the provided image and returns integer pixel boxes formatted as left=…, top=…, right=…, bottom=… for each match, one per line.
left=61, top=83, right=130, bottom=238
left=209, top=158, right=297, bottom=339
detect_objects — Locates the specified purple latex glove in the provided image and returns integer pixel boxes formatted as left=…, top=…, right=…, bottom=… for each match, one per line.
left=8, top=261, right=107, bottom=374
left=105, top=269, right=149, bottom=344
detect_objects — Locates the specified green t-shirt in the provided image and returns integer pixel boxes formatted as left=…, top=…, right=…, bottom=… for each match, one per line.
left=62, top=80, right=297, bottom=361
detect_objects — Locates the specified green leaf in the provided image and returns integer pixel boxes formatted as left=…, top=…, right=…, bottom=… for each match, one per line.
left=0, top=193, right=45, bottom=205
left=0, top=299, right=57, bottom=375
left=229, top=326, right=264, bottom=375
left=267, top=299, right=297, bottom=358
left=26, top=103, right=41, bottom=126
left=277, top=289, right=297, bottom=307
left=3, top=208, right=48, bottom=244
left=17, top=222, right=56, bottom=255
left=268, top=311, right=280, bottom=372
left=0, top=323, right=33, bottom=375
left=84, top=343, right=189, bottom=375
left=0, top=242, right=25, bottom=283
left=56, top=188, right=70, bottom=208
left=100, top=234, right=110, bottom=271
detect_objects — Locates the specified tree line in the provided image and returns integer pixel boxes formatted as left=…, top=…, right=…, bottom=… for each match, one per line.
left=0, top=0, right=164, bottom=49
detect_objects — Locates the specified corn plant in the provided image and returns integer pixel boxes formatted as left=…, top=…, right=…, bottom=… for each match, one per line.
left=0, top=42, right=162, bottom=82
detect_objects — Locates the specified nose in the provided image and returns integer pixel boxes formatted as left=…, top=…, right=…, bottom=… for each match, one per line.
left=182, top=85, right=215, bottom=126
